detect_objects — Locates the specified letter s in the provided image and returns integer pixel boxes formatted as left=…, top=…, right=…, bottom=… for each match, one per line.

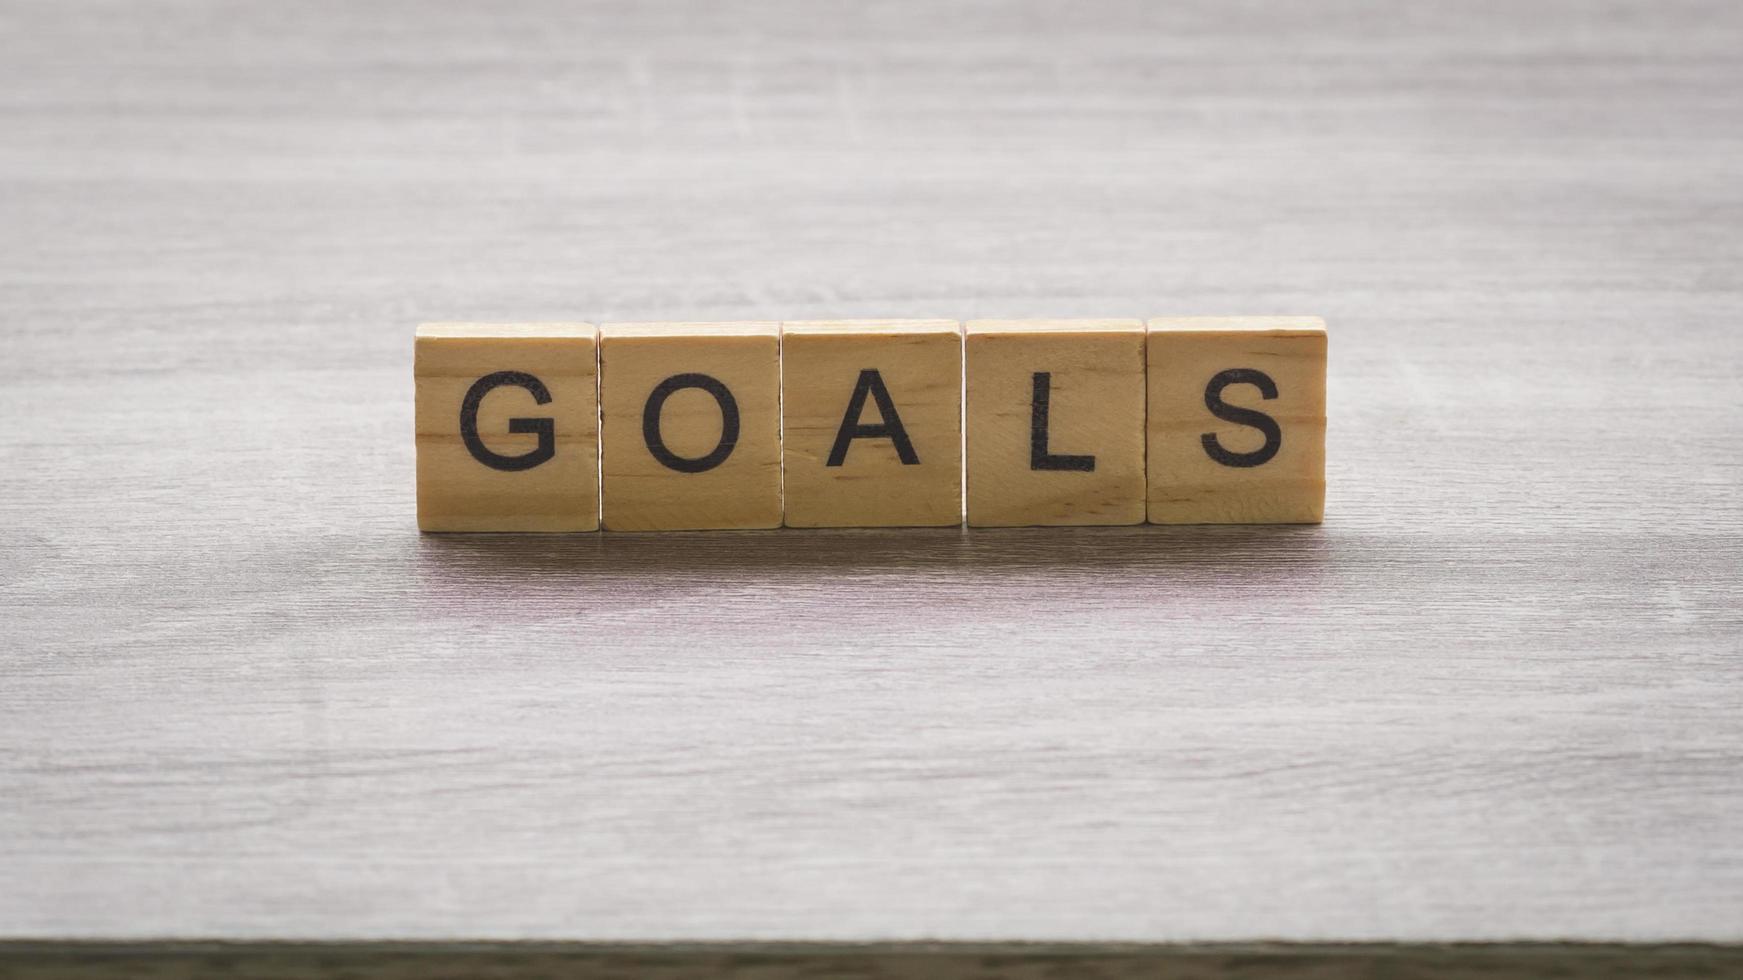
left=1201, top=368, right=1282, bottom=468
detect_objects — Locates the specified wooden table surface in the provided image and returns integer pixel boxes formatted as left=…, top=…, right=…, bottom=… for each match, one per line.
left=2, top=0, right=1741, bottom=946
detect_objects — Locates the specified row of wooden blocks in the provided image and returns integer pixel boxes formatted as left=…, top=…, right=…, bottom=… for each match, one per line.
left=415, top=317, right=1327, bottom=531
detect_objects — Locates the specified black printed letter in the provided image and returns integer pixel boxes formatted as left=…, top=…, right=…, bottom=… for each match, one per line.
left=1201, top=368, right=1282, bottom=467
left=460, top=371, right=555, bottom=472
left=1029, top=372, right=1095, bottom=471
left=642, top=373, right=740, bottom=473
left=826, top=369, right=919, bottom=467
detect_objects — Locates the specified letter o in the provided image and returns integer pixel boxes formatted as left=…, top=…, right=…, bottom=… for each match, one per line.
left=642, top=373, right=740, bottom=473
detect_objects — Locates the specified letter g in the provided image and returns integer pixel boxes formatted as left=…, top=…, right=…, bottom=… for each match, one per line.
left=460, top=371, right=556, bottom=471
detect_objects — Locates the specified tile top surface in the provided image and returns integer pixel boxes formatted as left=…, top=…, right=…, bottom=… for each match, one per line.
left=601, top=321, right=780, bottom=338
left=417, top=322, right=598, bottom=339
left=782, top=319, right=961, bottom=335
left=1148, top=316, right=1327, bottom=334
left=966, top=318, right=1145, bottom=335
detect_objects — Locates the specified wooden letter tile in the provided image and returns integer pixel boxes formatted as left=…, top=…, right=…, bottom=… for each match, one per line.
left=414, top=322, right=599, bottom=532
left=964, top=319, right=1146, bottom=527
left=600, top=322, right=781, bottom=530
left=782, top=320, right=962, bottom=527
left=1146, top=316, right=1327, bottom=524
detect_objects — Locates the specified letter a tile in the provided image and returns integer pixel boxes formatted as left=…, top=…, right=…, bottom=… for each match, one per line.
left=782, top=320, right=962, bottom=527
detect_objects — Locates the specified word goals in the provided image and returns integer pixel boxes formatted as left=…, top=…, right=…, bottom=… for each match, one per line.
left=414, top=318, right=1327, bottom=531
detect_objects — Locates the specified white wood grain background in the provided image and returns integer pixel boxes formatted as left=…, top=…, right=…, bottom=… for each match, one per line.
left=1, top=0, right=1740, bottom=944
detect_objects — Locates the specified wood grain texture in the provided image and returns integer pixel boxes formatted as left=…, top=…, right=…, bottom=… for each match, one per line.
left=1147, top=317, right=1327, bottom=525
left=781, top=320, right=962, bottom=528
left=599, top=322, right=782, bottom=530
left=1, top=0, right=1741, bottom=946
left=965, top=320, right=1148, bottom=526
left=415, top=322, right=600, bottom=532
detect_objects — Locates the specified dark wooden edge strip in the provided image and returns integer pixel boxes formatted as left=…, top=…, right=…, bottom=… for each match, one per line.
left=2, top=942, right=1742, bottom=979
